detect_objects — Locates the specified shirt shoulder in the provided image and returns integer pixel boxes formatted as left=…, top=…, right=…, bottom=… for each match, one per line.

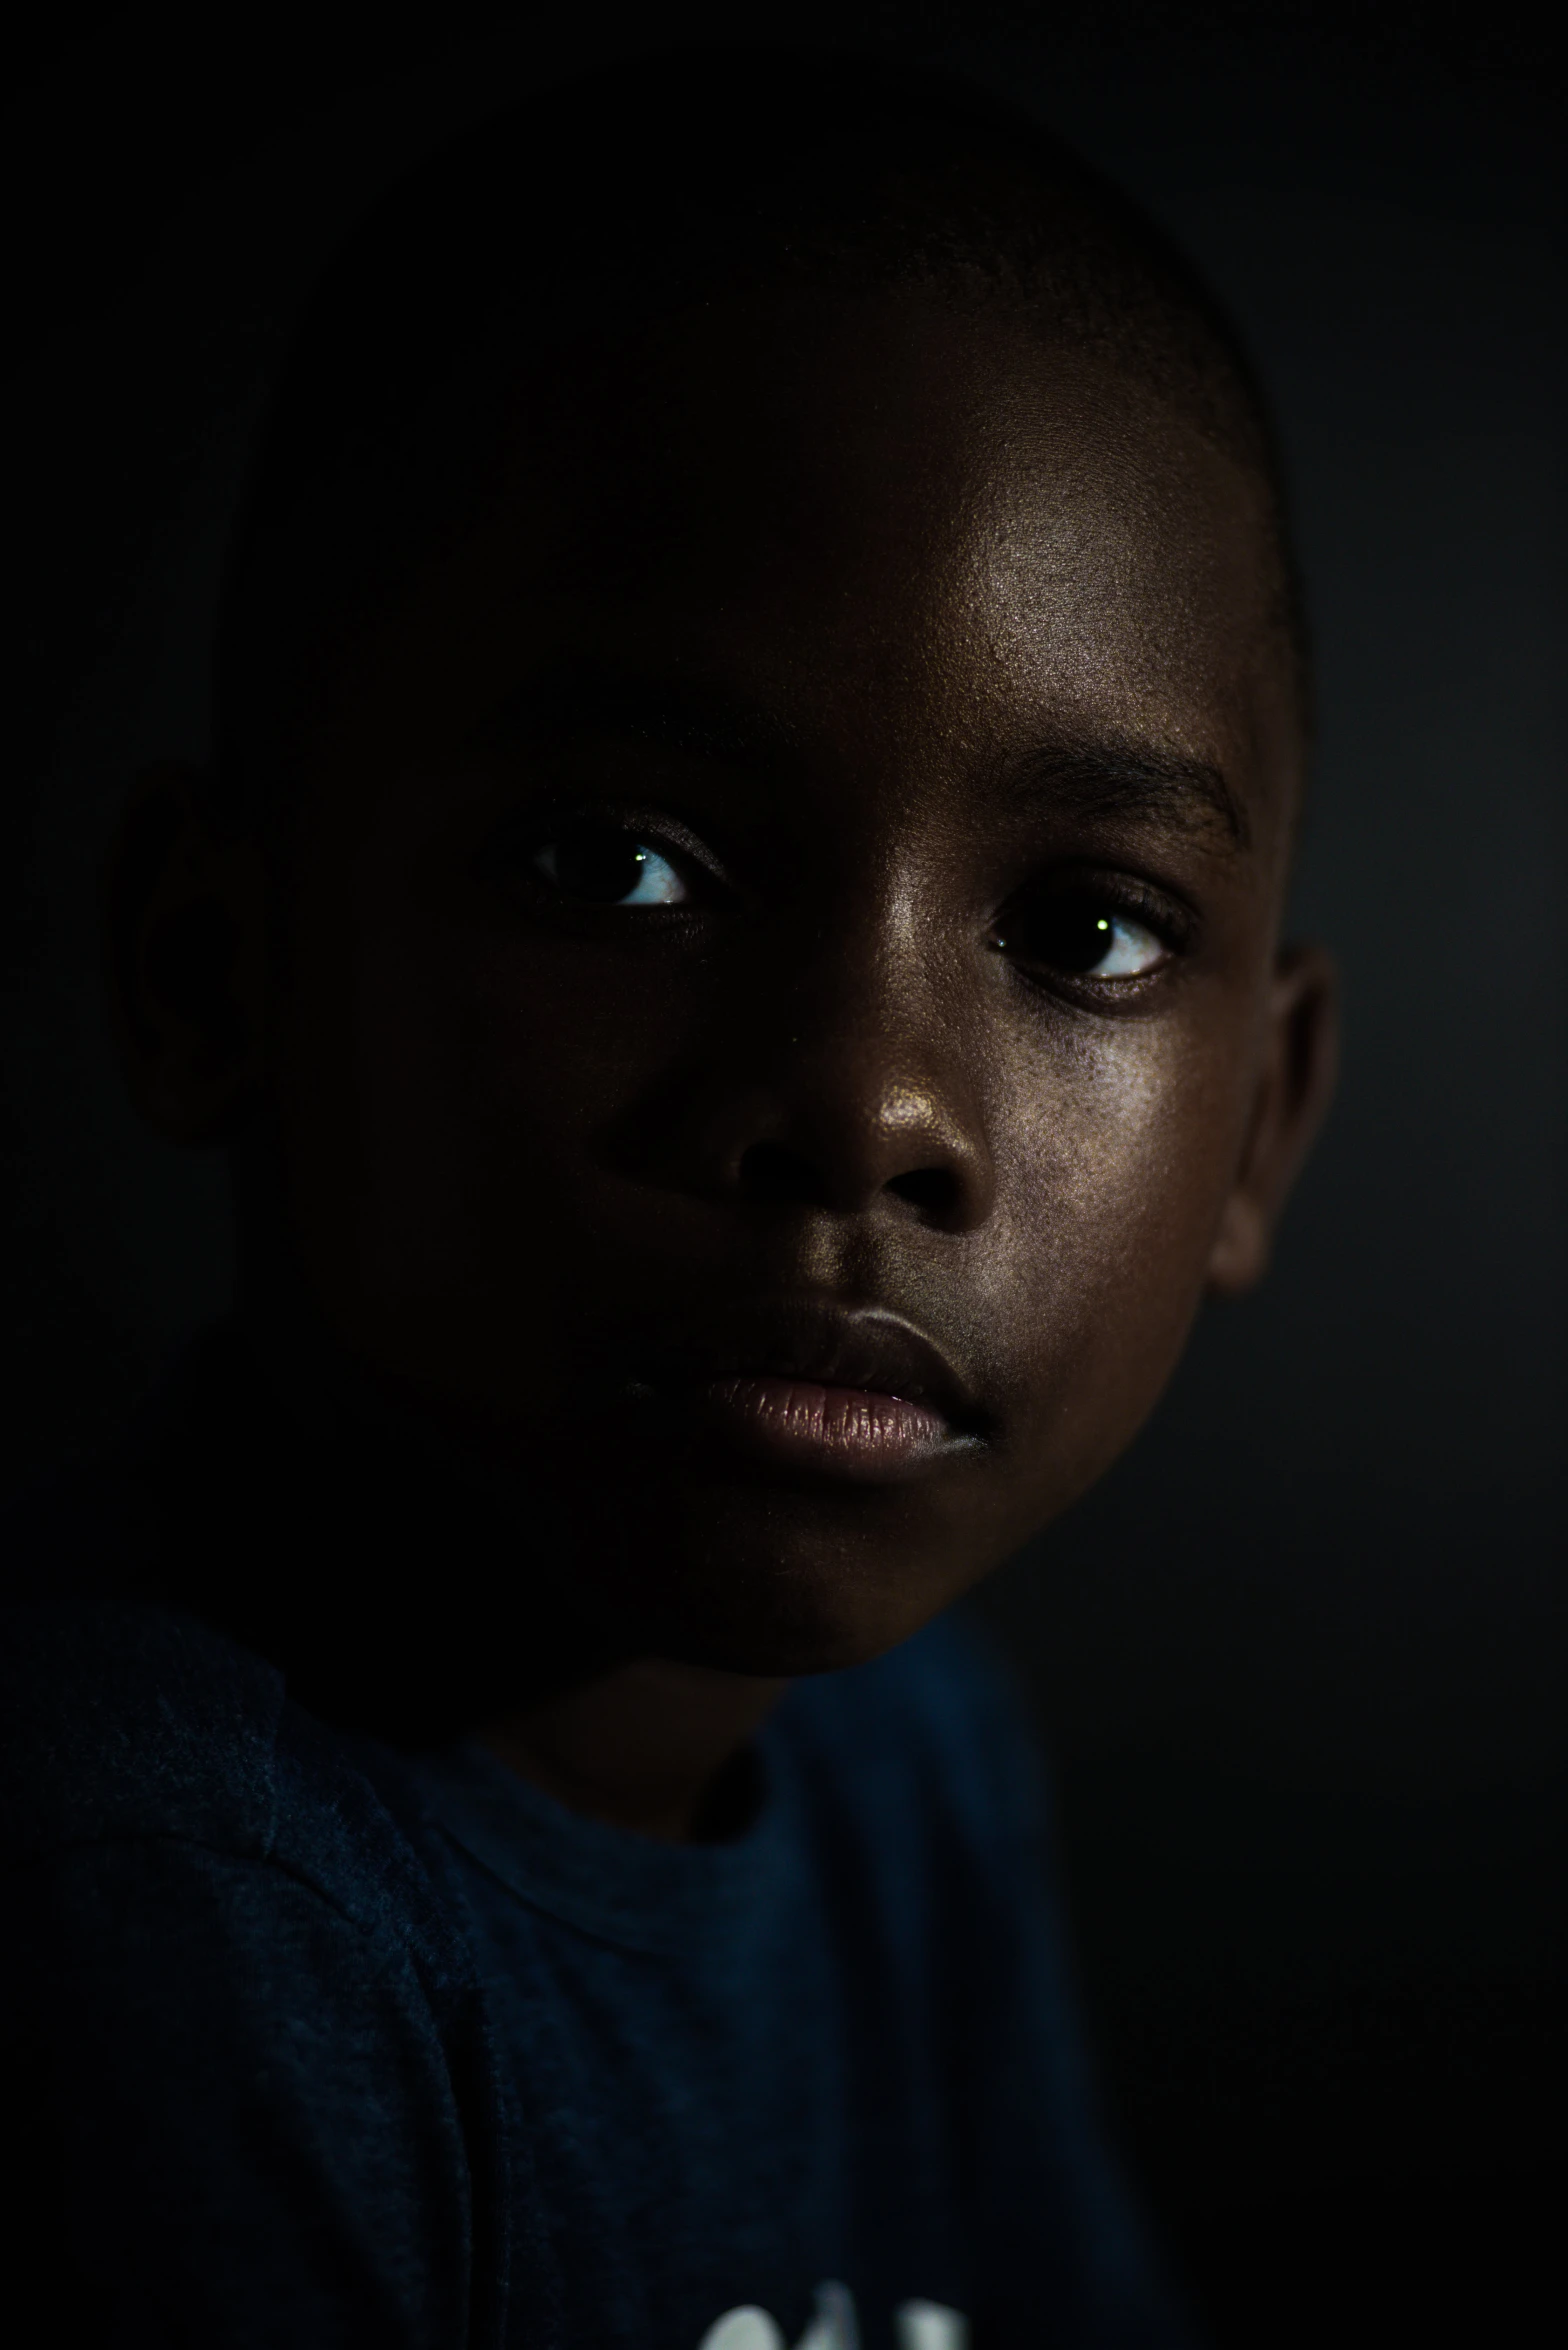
left=0, top=1473, right=456, bottom=1965
left=0, top=1586, right=284, bottom=1862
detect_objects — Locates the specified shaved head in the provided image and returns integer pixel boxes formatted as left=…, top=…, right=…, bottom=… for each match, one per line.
left=110, top=37, right=1337, bottom=1702
left=209, top=42, right=1310, bottom=870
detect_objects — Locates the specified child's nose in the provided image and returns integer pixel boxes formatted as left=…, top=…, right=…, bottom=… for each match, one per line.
left=722, top=1060, right=992, bottom=1231
left=628, top=918, right=998, bottom=1234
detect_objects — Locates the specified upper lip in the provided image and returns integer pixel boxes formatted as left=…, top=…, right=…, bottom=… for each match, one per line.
left=631, top=1297, right=989, bottom=1434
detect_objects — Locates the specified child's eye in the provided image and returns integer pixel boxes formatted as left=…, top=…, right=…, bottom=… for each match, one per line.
left=993, top=894, right=1171, bottom=981
left=533, top=827, right=690, bottom=907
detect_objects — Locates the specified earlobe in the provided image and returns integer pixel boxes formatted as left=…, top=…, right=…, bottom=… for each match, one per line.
left=1204, top=940, right=1339, bottom=1299
left=101, top=761, right=270, bottom=1146
left=1205, top=1190, right=1269, bottom=1299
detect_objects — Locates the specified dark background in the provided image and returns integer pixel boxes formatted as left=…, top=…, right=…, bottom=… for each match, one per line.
left=4, top=4, right=1562, bottom=2343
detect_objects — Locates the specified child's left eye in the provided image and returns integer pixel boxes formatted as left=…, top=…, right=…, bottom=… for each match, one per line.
left=532, top=829, right=690, bottom=907
left=993, top=895, right=1170, bottom=981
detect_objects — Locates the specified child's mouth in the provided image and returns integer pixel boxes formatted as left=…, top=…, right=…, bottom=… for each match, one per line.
left=685, top=1370, right=956, bottom=1480
left=614, top=1298, right=991, bottom=1485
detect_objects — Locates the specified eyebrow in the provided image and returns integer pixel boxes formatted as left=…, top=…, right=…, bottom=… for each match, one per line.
left=477, top=660, right=1251, bottom=852
left=1005, top=735, right=1252, bottom=855
left=476, top=661, right=800, bottom=771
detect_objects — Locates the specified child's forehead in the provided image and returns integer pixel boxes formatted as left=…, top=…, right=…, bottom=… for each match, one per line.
left=296, top=290, right=1298, bottom=869
left=475, top=296, right=1288, bottom=774
left=520, top=287, right=1254, bottom=547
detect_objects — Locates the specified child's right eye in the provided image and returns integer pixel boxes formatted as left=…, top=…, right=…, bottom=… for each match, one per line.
left=530, top=826, right=692, bottom=908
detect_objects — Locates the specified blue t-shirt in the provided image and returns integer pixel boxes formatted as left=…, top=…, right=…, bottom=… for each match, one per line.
left=0, top=1335, right=1199, bottom=2350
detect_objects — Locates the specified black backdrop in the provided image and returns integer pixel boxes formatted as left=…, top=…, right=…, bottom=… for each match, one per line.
left=4, top=6, right=1563, bottom=2343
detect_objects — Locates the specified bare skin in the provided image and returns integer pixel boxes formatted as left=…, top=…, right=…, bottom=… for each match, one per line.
left=106, top=286, right=1336, bottom=1840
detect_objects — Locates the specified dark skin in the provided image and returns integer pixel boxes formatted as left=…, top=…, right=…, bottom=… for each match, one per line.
left=106, top=285, right=1336, bottom=1841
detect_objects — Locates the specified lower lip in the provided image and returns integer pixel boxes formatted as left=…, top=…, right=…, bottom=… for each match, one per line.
left=665, top=1373, right=960, bottom=1483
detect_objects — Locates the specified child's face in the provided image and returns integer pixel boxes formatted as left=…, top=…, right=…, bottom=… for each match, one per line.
left=249, top=288, right=1330, bottom=1673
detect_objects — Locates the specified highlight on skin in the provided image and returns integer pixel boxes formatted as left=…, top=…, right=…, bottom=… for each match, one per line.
left=104, top=47, right=1336, bottom=1835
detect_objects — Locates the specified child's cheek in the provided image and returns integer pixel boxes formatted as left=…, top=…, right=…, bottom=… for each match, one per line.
left=982, top=1005, right=1253, bottom=1490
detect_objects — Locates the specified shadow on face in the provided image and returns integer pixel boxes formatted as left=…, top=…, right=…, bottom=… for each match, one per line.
left=114, top=285, right=1334, bottom=1682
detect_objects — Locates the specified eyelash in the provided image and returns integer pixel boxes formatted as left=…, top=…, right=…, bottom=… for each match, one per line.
left=486, top=803, right=718, bottom=906
left=487, top=807, right=1196, bottom=994
left=990, top=875, right=1196, bottom=995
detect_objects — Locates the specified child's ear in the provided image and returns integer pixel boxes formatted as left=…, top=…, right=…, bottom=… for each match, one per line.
left=1205, top=939, right=1338, bottom=1297
left=101, top=761, right=270, bottom=1146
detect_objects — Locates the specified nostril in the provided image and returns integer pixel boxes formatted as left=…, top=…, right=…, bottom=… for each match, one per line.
left=736, top=1139, right=838, bottom=1209
left=729, top=1143, right=973, bottom=1223
left=886, top=1166, right=959, bottom=1220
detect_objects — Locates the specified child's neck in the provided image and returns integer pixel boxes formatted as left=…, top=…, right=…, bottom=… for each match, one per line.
left=477, top=1659, right=787, bottom=1844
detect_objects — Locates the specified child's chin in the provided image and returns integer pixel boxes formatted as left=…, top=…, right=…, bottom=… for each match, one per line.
left=675, top=1615, right=913, bottom=1680
left=553, top=1455, right=1006, bottom=1676
left=602, top=1533, right=968, bottom=1681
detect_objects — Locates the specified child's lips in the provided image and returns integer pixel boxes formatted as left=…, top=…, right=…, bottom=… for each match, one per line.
left=686, top=1370, right=958, bottom=1482
left=606, top=1293, right=992, bottom=1483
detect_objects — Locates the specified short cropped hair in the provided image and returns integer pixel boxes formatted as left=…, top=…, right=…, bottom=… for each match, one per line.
left=210, top=42, right=1311, bottom=858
